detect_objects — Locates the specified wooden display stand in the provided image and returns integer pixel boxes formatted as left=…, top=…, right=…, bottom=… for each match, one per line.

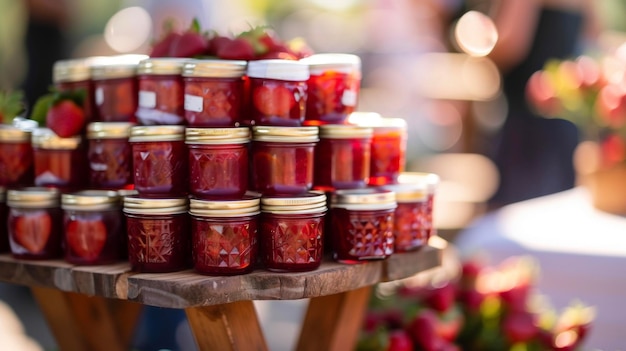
left=0, top=239, right=443, bottom=351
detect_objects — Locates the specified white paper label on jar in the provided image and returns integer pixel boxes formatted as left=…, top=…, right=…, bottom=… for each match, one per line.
left=341, top=89, right=357, bottom=106
left=138, top=90, right=157, bottom=108
left=95, top=87, right=104, bottom=106
left=184, top=94, right=203, bottom=113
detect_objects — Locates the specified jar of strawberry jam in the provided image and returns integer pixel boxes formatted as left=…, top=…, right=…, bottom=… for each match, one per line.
left=53, top=57, right=98, bottom=123
left=87, top=122, right=134, bottom=190
left=329, top=188, right=396, bottom=263
left=313, top=124, right=372, bottom=191
left=7, top=187, right=63, bottom=259
left=186, top=127, right=249, bottom=199
left=247, top=59, right=309, bottom=126
left=32, top=128, right=88, bottom=191
left=381, top=183, right=428, bottom=252
left=129, top=125, right=187, bottom=197
left=62, top=190, right=123, bottom=265
left=301, top=53, right=361, bottom=125
left=182, top=59, right=247, bottom=127
left=398, top=172, right=439, bottom=240
left=123, top=196, right=190, bottom=272
left=350, top=115, right=407, bottom=186
left=0, top=125, right=33, bottom=187
left=90, top=56, right=143, bottom=123
left=0, top=187, right=8, bottom=252
left=189, top=196, right=260, bottom=275
left=251, top=126, right=318, bottom=195
left=260, top=192, right=326, bottom=272
left=136, top=58, right=187, bottom=125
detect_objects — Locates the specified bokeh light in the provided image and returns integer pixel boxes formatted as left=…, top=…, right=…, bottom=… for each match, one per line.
left=455, top=10, right=498, bottom=57
left=104, top=6, right=152, bottom=53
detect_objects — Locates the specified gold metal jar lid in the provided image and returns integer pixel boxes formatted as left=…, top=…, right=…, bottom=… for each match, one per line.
left=182, top=59, right=247, bottom=78
left=330, top=188, right=396, bottom=211
left=397, top=172, right=440, bottom=193
left=129, top=125, right=185, bottom=142
left=7, top=187, right=61, bottom=208
left=116, top=189, right=139, bottom=197
left=62, top=190, right=121, bottom=211
left=31, top=128, right=82, bottom=149
left=90, top=54, right=147, bottom=80
left=0, top=186, right=6, bottom=202
left=87, top=122, right=135, bottom=139
left=137, top=58, right=188, bottom=75
left=53, top=57, right=105, bottom=83
left=0, top=125, right=31, bottom=142
left=301, top=53, right=362, bottom=75
left=185, top=127, right=250, bottom=144
left=380, top=183, right=427, bottom=203
left=123, top=196, right=188, bottom=215
left=189, top=196, right=260, bottom=217
left=318, top=124, right=372, bottom=139
left=252, top=126, right=319, bottom=143
left=261, top=192, right=327, bottom=214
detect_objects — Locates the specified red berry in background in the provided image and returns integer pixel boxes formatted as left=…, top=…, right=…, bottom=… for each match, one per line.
left=150, top=31, right=183, bottom=57
left=436, top=304, right=464, bottom=342
left=458, top=288, right=485, bottom=313
left=387, top=330, right=413, bottom=351
left=425, top=282, right=456, bottom=313
left=499, top=283, right=530, bottom=313
left=406, top=309, right=445, bottom=351
left=600, top=133, right=626, bottom=167
left=207, top=35, right=232, bottom=56
left=46, top=99, right=85, bottom=138
left=526, top=70, right=562, bottom=117
left=502, top=311, right=538, bottom=343
left=217, top=37, right=256, bottom=60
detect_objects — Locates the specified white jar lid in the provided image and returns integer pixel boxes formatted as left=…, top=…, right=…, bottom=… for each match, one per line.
left=247, top=59, right=309, bottom=81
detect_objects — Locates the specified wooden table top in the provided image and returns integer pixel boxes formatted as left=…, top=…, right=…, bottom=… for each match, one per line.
left=0, top=242, right=442, bottom=309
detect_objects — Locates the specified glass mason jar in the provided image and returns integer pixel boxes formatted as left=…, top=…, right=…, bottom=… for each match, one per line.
left=87, top=122, right=134, bottom=189
left=247, top=59, right=309, bottom=126
left=329, top=188, right=396, bottom=263
left=32, top=128, right=88, bottom=191
left=53, top=57, right=97, bottom=123
left=260, top=192, right=327, bottom=272
left=186, top=127, right=250, bottom=199
left=136, top=58, right=187, bottom=125
left=381, top=183, right=428, bottom=252
left=7, top=187, right=63, bottom=259
left=398, top=172, right=440, bottom=241
left=123, top=196, right=190, bottom=273
left=182, top=59, right=247, bottom=127
left=129, top=125, right=188, bottom=197
left=251, top=126, right=318, bottom=195
left=313, top=124, right=372, bottom=191
left=301, top=53, right=361, bottom=125
left=0, top=187, right=8, bottom=252
left=90, top=56, right=142, bottom=123
left=0, top=125, right=33, bottom=187
left=349, top=114, right=407, bottom=186
left=189, top=196, right=260, bottom=275
left=62, top=190, right=123, bottom=265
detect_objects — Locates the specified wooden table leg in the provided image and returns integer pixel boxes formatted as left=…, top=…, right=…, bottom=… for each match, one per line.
left=185, top=300, right=268, bottom=351
left=296, top=285, right=373, bottom=351
left=31, top=287, right=142, bottom=351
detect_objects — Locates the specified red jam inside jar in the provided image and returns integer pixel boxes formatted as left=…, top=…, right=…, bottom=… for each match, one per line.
left=186, top=127, right=249, bottom=199
left=90, top=56, right=144, bottom=122
left=130, top=125, right=188, bottom=197
left=302, top=54, right=361, bottom=125
left=381, top=183, right=428, bottom=252
left=314, top=125, right=372, bottom=191
left=0, top=126, right=33, bottom=187
left=260, top=192, right=327, bottom=272
left=247, top=60, right=309, bottom=126
left=62, top=190, right=124, bottom=265
left=7, top=187, right=63, bottom=260
left=124, top=196, right=190, bottom=273
left=32, top=128, right=88, bottom=191
left=398, top=172, right=439, bottom=240
left=136, top=58, right=186, bottom=125
left=183, top=59, right=247, bottom=127
left=87, top=122, right=134, bottom=189
left=329, top=189, right=396, bottom=263
left=189, top=196, right=260, bottom=275
left=251, top=126, right=318, bottom=195
left=53, top=57, right=96, bottom=123
left=0, top=187, right=8, bottom=252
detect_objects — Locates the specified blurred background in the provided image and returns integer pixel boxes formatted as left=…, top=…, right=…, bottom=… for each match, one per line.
left=2, top=0, right=626, bottom=350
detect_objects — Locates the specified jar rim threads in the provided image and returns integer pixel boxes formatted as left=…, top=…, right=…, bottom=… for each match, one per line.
left=185, top=127, right=250, bottom=145
left=62, top=190, right=121, bottom=211
left=183, top=59, right=247, bottom=78
left=129, top=125, right=185, bottom=142
left=189, top=195, right=260, bottom=217
left=330, top=188, right=396, bottom=211
left=123, top=196, right=188, bottom=215
left=7, top=187, right=61, bottom=208
left=252, top=126, right=319, bottom=143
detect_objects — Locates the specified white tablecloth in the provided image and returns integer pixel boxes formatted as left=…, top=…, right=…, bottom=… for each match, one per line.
left=455, top=187, right=626, bottom=350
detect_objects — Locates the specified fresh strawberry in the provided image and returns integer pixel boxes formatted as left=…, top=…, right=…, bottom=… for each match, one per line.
left=169, top=19, right=208, bottom=58
left=66, top=219, right=107, bottom=260
left=207, top=35, right=232, bottom=56
left=14, top=212, right=52, bottom=253
left=436, top=304, right=464, bottom=342
left=406, top=309, right=445, bottom=351
left=216, top=37, right=255, bottom=60
left=46, top=99, right=85, bottom=137
left=150, top=31, right=182, bottom=57
left=0, top=90, right=26, bottom=124
left=386, top=330, right=413, bottom=351
left=252, top=85, right=293, bottom=116
left=502, top=311, right=538, bottom=343
left=425, top=282, right=457, bottom=313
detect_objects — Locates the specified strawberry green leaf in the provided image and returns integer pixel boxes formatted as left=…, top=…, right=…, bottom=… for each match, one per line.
left=190, top=18, right=201, bottom=33
left=29, top=93, right=55, bottom=125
